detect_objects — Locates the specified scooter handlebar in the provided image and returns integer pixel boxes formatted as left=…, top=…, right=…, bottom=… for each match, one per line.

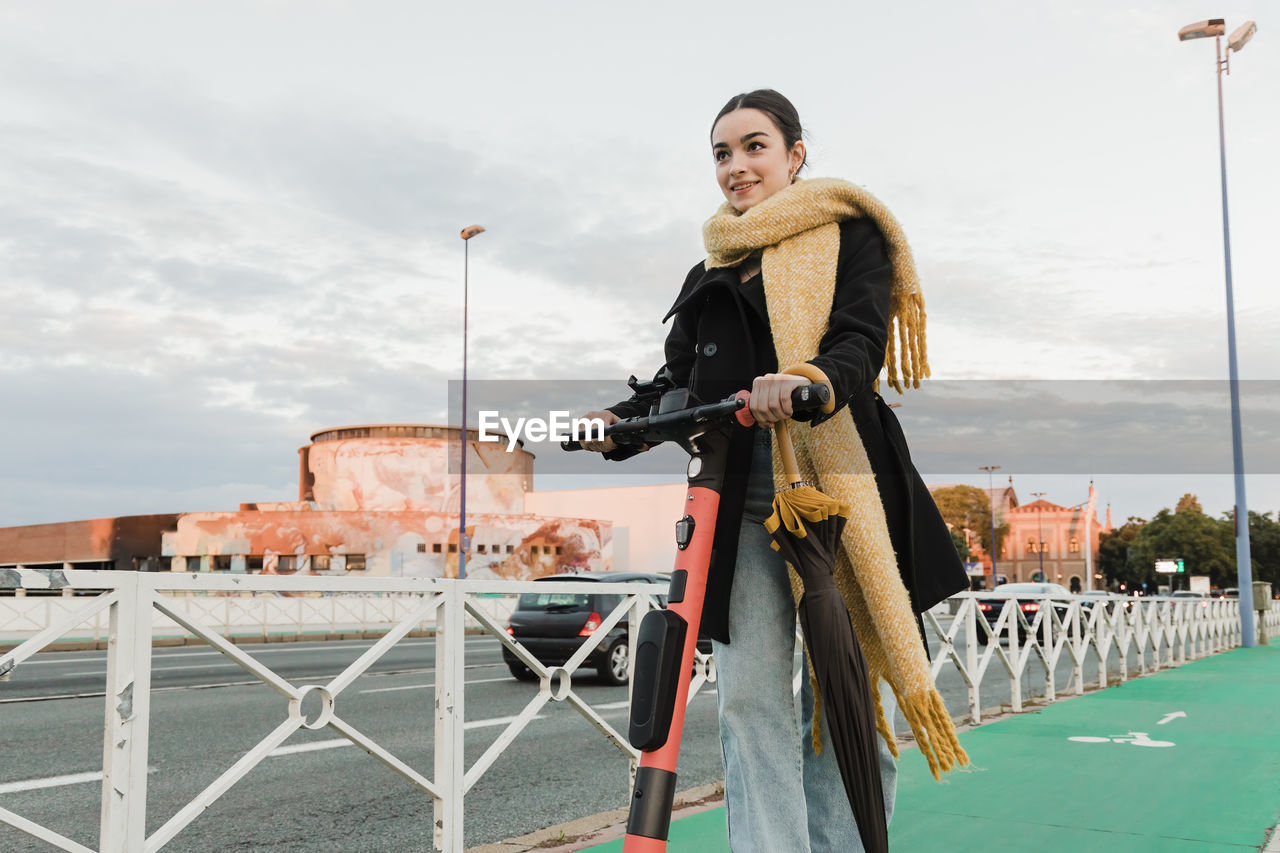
left=561, top=383, right=830, bottom=451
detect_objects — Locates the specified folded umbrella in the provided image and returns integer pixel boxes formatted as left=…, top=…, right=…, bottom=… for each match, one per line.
left=764, top=420, right=888, bottom=853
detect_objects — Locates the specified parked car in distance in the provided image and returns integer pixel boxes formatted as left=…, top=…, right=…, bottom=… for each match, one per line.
left=1169, top=589, right=1210, bottom=608
left=503, top=571, right=710, bottom=685
left=974, top=582, right=1075, bottom=644
left=1081, top=589, right=1115, bottom=609
left=1081, top=589, right=1133, bottom=616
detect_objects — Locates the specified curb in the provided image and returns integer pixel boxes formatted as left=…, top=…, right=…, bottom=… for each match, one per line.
left=464, top=782, right=725, bottom=853
left=462, top=706, right=1028, bottom=853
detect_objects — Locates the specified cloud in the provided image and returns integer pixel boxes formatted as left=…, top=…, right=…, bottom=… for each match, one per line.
left=2, top=1, right=1277, bottom=529
left=895, top=379, right=1280, bottom=475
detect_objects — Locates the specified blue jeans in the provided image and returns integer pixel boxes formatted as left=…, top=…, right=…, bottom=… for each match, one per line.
left=711, top=430, right=897, bottom=853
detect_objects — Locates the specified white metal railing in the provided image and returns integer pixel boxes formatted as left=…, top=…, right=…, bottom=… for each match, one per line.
left=0, top=568, right=706, bottom=853
left=929, top=592, right=1280, bottom=723
left=2, top=570, right=1276, bottom=852
left=0, top=587, right=521, bottom=647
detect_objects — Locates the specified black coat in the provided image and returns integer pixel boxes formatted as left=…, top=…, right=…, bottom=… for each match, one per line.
left=607, top=217, right=967, bottom=644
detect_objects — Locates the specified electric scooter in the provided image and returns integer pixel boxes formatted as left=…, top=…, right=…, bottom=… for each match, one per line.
left=565, top=376, right=829, bottom=852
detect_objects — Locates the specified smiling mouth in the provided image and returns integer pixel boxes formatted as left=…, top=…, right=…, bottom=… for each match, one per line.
left=730, top=181, right=759, bottom=193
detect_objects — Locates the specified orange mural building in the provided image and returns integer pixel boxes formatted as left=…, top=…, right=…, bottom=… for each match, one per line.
left=0, top=425, right=630, bottom=581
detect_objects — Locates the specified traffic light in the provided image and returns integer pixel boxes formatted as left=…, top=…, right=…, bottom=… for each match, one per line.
left=1176, top=559, right=1185, bottom=573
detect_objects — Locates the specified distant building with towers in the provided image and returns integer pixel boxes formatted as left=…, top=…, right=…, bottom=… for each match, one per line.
left=999, top=484, right=1113, bottom=591
left=929, top=479, right=1112, bottom=592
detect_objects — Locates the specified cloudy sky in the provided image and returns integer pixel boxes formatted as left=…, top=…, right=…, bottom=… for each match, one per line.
left=2, top=0, right=1277, bottom=528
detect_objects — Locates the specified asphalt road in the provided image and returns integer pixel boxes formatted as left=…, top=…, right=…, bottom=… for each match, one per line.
left=1, top=621, right=1148, bottom=851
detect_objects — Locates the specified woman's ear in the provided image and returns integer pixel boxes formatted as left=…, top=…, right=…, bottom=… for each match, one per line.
left=790, top=140, right=807, bottom=177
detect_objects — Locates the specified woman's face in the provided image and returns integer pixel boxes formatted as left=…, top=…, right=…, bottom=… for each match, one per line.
left=711, top=108, right=805, bottom=213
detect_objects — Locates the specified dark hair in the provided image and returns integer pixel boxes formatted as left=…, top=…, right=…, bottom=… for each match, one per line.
left=711, top=89, right=807, bottom=172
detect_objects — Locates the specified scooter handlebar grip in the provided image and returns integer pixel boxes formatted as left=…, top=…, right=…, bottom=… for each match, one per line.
left=790, top=382, right=830, bottom=412
left=735, top=383, right=829, bottom=426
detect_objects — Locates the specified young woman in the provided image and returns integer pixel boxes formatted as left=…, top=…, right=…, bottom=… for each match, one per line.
left=580, top=89, right=967, bottom=852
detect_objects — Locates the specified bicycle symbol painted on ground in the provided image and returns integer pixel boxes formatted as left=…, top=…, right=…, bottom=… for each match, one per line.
left=1070, top=706, right=1177, bottom=747
left=1068, top=731, right=1176, bottom=748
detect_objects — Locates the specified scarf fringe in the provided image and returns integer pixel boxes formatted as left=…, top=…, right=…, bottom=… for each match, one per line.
left=888, top=684, right=969, bottom=781
left=811, top=653, right=969, bottom=783
left=870, top=680, right=898, bottom=759
left=808, top=647, right=824, bottom=756
left=885, top=290, right=929, bottom=393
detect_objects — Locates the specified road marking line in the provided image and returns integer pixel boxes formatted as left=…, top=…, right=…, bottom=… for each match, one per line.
left=58, top=659, right=507, bottom=680
left=0, top=771, right=103, bottom=794
left=360, top=676, right=516, bottom=694
left=360, top=683, right=433, bottom=694
left=465, top=714, right=546, bottom=730
left=473, top=675, right=526, bottom=685
left=62, top=662, right=241, bottom=677
left=22, top=636, right=501, bottom=666
left=261, top=714, right=548, bottom=743
left=31, top=644, right=401, bottom=665
left=268, top=739, right=351, bottom=757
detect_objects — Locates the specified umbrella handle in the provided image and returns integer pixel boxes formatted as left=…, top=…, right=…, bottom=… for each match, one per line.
left=776, top=364, right=835, bottom=487
left=775, top=421, right=804, bottom=486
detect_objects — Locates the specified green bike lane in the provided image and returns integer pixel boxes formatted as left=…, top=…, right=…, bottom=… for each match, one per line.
left=586, top=646, right=1280, bottom=851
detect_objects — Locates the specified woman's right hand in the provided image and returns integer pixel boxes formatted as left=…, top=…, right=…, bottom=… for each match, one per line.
left=578, top=410, right=620, bottom=453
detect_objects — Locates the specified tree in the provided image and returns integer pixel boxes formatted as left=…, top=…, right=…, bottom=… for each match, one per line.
left=950, top=528, right=971, bottom=563
left=930, top=485, right=1007, bottom=557
left=1176, top=493, right=1203, bottom=514
left=1131, top=506, right=1234, bottom=589
left=1099, top=499, right=1278, bottom=594
left=1246, top=510, right=1280, bottom=589
left=1098, top=517, right=1147, bottom=591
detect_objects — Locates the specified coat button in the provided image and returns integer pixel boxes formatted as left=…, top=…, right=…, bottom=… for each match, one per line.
left=702, top=342, right=718, bottom=357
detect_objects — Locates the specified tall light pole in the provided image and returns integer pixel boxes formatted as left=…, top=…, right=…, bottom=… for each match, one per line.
left=459, top=224, right=486, bottom=581
left=1031, top=491, right=1047, bottom=583
left=980, top=465, right=1001, bottom=589
left=1179, top=18, right=1258, bottom=646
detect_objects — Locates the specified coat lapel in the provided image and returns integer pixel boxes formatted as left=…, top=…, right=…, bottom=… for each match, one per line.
left=662, top=263, right=769, bottom=327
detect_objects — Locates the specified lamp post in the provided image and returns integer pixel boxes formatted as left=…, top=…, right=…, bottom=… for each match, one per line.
left=1178, top=18, right=1258, bottom=646
left=1031, top=491, right=1047, bottom=583
left=980, top=465, right=1001, bottom=589
left=459, top=224, right=486, bottom=581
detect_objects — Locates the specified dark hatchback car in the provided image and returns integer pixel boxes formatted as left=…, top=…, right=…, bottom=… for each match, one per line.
left=974, top=582, right=1075, bottom=644
left=503, top=572, right=707, bottom=685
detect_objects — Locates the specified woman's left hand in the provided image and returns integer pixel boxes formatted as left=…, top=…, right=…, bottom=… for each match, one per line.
left=749, top=373, right=810, bottom=428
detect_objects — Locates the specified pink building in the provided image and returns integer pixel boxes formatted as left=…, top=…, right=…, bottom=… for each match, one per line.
left=999, top=485, right=1113, bottom=591
left=1, top=425, right=635, bottom=581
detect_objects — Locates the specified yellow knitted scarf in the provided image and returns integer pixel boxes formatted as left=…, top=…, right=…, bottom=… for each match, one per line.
left=703, top=177, right=967, bottom=780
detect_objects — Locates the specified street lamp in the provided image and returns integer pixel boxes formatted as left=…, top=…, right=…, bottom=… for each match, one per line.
left=459, top=224, right=486, bottom=581
left=980, top=465, right=1001, bottom=589
left=1178, top=17, right=1258, bottom=646
left=1031, top=491, right=1047, bottom=583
